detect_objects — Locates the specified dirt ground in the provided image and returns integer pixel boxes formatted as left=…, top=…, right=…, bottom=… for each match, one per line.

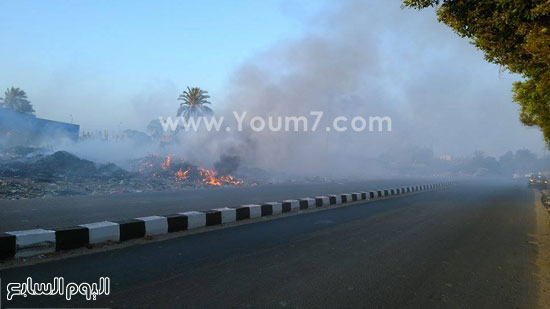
left=534, top=190, right=550, bottom=308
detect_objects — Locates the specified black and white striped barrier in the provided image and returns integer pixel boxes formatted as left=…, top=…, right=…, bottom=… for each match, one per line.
left=0, top=181, right=455, bottom=260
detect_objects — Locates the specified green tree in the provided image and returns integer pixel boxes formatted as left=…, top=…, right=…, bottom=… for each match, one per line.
left=0, top=87, right=35, bottom=115
left=402, top=0, right=550, bottom=145
left=177, top=87, right=213, bottom=120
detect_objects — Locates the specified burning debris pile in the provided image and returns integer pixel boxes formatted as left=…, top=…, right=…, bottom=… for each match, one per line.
left=132, top=154, right=244, bottom=187
left=0, top=149, right=249, bottom=200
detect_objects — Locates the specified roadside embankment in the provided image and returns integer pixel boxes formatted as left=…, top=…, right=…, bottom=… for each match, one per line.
left=535, top=190, right=550, bottom=308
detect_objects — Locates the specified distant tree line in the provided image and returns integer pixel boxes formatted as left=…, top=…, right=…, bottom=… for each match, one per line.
left=392, top=147, right=546, bottom=177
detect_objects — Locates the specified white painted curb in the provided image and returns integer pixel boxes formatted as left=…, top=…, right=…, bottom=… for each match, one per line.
left=342, top=193, right=352, bottom=202
left=181, top=211, right=206, bottom=229
left=265, top=202, right=283, bottom=215
left=213, top=207, right=237, bottom=223
left=316, top=196, right=330, bottom=206
left=136, top=216, right=169, bottom=236
left=79, top=221, right=120, bottom=244
left=300, top=198, right=316, bottom=207
left=243, top=204, right=262, bottom=218
left=329, top=194, right=342, bottom=204
left=284, top=200, right=300, bottom=211
left=7, top=229, right=56, bottom=257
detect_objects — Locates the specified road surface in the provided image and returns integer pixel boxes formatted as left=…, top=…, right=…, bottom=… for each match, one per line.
left=0, top=180, right=424, bottom=232
left=0, top=180, right=545, bottom=308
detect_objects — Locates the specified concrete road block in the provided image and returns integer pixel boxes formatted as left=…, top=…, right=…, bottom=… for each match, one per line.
left=244, top=204, right=262, bottom=218
left=213, top=207, right=237, bottom=223
left=136, top=216, right=169, bottom=236
left=115, top=219, right=146, bottom=241
left=202, top=210, right=222, bottom=226
left=299, top=198, right=315, bottom=209
left=329, top=194, right=342, bottom=204
left=79, top=221, right=120, bottom=244
left=283, top=200, right=300, bottom=211
left=368, top=191, right=376, bottom=199
left=55, top=226, right=89, bottom=250
left=315, top=196, right=330, bottom=207
left=7, top=229, right=56, bottom=257
left=181, top=211, right=206, bottom=229
left=0, top=233, right=16, bottom=259
left=264, top=202, right=283, bottom=215
left=341, top=194, right=352, bottom=203
left=164, top=214, right=188, bottom=232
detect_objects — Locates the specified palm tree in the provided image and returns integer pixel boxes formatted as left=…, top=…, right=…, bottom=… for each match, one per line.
left=177, top=87, right=213, bottom=120
left=0, top=87, right=35, bottom=115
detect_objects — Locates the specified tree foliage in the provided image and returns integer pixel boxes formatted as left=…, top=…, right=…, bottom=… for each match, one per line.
left=177, top=87, right=213, bottom=120
left=403, top=0, right=550, bottom=144
left=0, top=87, right=35, bottom=115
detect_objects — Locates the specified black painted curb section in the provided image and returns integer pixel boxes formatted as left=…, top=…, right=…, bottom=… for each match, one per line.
left=0, top=233, right=16, bottom=259
left=261, top=204, right=274, bottom=216
left=116, top=219, right=146, bottom=241
left=165, top=214, right=188, bottom=232
left=55, top=227, right=89, bottom=251
left=234, top=206, right=251, bottom=221
left=282, top=202, right=292, bottom=213
left=203, top=210, right=222, bottom=226
left=299, top=199, right=310, bottom=210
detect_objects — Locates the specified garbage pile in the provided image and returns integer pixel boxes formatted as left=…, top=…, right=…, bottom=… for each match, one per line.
left=0, top=148, right=250, bottom=200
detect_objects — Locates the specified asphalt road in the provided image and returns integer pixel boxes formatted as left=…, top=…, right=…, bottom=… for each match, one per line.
left=0, top=180, right=541, bottom=308
left=0, top=179, right=425, bottom=232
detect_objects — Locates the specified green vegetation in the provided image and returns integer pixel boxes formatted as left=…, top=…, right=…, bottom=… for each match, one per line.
left=403, top=0, right=550, bottom=144
left=0, top=87, right=35, bottom=115
left=177, top=87, right=213, bottom=120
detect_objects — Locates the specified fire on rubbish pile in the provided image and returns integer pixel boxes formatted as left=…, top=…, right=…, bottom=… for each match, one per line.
left=0, top=149, right=250, bottom=200
left=133, top=154, right=245, bottom=187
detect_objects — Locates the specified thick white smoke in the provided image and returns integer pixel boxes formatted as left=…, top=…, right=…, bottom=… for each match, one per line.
left=28, top=0, right=543, bottom=179
left=175, top=0, right=541, bottom=177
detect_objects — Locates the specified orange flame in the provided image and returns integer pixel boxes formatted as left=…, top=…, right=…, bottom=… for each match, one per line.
left=175, top=168, right=189, bottom=181
left=198, top=168, right=243, bottom=186
left=161, top=155, right=171, bottom=170
left=136, top=154, right=244, bottom=187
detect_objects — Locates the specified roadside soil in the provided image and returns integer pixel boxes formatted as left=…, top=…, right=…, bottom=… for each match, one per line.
left=534, top=190, right=550, bottom=308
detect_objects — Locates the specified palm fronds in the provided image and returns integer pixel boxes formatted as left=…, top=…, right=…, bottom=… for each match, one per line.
left=177, top=87, right=212, bottom=119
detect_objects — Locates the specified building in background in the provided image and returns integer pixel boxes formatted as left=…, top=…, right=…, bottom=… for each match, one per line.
left=0, top=108, right=79, bottom=146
